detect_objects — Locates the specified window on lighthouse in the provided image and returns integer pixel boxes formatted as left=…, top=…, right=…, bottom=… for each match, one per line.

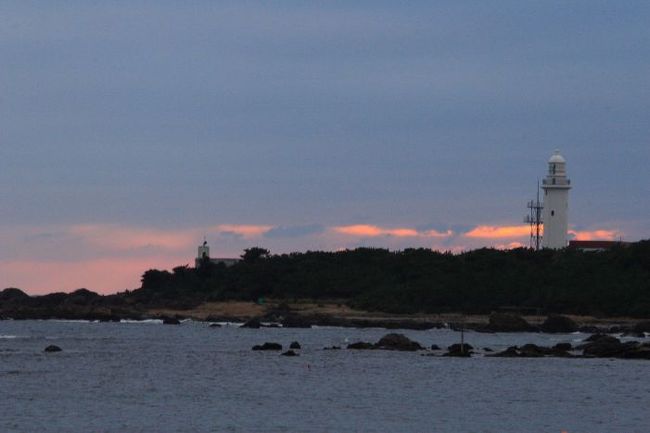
left=551, top=210, right=555, bottom=216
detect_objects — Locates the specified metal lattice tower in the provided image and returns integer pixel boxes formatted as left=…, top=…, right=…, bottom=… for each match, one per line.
left=524, top=181, right=543, bottom=250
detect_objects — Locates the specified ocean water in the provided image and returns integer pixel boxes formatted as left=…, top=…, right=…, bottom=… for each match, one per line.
left=0, top=320, right=648, bottom=433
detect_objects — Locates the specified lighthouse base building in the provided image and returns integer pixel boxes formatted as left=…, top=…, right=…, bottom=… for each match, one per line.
left=195, top=241, right=240, bottom=268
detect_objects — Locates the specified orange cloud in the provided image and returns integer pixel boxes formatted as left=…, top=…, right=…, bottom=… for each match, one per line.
left=4, top=221, right=626, bottom=296
left=332, top=225, right=452, bottom=238
left=333, top=225, right=386, bottom=237
left=464, top=225, right=530, bottom=239
left=495, top=241, right=526, bottom=250
left=212, top=224, right=274, bottom=239
left=569, top=229, right=620, bottom=241
left=387, top=228, right=419, bottom=237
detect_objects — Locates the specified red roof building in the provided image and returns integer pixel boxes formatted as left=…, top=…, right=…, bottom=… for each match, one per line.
left=568, top=240, right=629, bottom=251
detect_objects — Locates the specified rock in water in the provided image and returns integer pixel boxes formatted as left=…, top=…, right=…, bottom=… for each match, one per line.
left=581, top=336, right=627, bottom=357
left=583, top=333, right=615, bottom=343
left=518, top=344, right=547, bottom=357
left=374, top=333, right=424, bottom=351
left=289, top=341, right=301, bottom=350
left=162, top=317, right=181, bottom=325
left=621, top=331, right=645, bottom=338
left=578, top=336, right=650, bottom=359
left=280, top=314, right=312, bottom=328
left=540, top=315, right=578, bottom=333
left=44, top=345, right=62, bottom=353
left=241, top=317, right=262, bottom=328
left=633, top=321, right=650, bottom=334
left=347, top=342, right=374, bottom=350
left=486, top=313, right=535, bottom=332
left=621, top=343, right=650, bottom=360
left=445, top=343, right=473, bottom=357
left=442, top=343, right=474, bottom=358
left=281, top=350, right=299, bottom=357
left=490, top=343, right=572, bottom=358
left=553, top=342, right=572, bottom=352
left=252, top=342, right=282, bottom=351
left=489, top=346, right=520, bottom=357
left=578, top=325, right=602, bottom=334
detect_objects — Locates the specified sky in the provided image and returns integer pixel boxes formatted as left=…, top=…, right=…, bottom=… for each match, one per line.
left=1, top=1, right=649, bottom=294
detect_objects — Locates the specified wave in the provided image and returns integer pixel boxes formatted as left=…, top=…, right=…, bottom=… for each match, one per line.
left=119, top=319, right=163, bottom=324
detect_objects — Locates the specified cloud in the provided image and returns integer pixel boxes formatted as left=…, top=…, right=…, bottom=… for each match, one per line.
left=265, top=224, right=325, bottom=238
left=332, top=224, right=452, bottom=238
left=464, top=225, right=530, bottom=239
left=569, top=229, right=621, bottom=241
left=211, top=224, right=274, bottom=239
left=0, top=220, right=631, bottom=295
left=333, top=225, right=412, bottom=237
left=464, top=224, right=624, bottom=244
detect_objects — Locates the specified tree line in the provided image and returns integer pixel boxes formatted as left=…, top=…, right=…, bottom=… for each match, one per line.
left=134, top=241, right=650, bottom=317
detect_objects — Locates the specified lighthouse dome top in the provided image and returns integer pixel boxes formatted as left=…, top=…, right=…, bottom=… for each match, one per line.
left=549, top=149, right=566, bottom=163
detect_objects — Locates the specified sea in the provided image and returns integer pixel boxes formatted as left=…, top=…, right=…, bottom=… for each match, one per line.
left=1, top=320, right=648, bottom=433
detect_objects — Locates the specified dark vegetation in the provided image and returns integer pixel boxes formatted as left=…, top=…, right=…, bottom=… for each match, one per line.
left=134, top=242, right=650, bottom=317
left=2, top=242, right=649, bottom=319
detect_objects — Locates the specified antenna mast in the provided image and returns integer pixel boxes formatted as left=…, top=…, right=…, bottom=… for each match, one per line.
left=524, top=180, right=543, bottom=250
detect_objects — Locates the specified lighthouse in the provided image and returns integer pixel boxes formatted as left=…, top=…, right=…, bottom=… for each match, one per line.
left=197, top=240, right=210, bottom=261
left=541, top=150, right=571, bottom=249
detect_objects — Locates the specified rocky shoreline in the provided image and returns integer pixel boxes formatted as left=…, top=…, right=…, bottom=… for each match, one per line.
left=4, top=287, right=648, bottom=361
left=245, top=332, right=650, bottom=360
left=218, top=310, right=650, bottom=338
left=2, top=287, right=649, bottom=338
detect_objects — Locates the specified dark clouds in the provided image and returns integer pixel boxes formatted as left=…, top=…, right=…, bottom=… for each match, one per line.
left=1, top=1, right=649, bottom=255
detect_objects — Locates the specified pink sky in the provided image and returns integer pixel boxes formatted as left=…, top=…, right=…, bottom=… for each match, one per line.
left=0, top=222, right=625, bottom=295
left=2, top=2, right=648, bottom=297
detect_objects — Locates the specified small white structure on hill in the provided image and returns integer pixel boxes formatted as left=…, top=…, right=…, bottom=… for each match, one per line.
left=195, top=240, right=240, bottom=268
left=197, top=240, right=210, bottom=261
left=541, top=150, right=571, bottom=249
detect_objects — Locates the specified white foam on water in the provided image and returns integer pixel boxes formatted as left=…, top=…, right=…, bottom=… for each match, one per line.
left=209, top=322, right=241, bottom=327
left=0, top=335, right=19, bottom=339
left=119, top=319, right=163, bottom=324
left=261, top=322, right=283, bottom=327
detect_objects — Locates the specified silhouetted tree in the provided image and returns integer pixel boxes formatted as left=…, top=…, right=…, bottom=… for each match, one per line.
left=241, top=247, right=270, bottom=264
left=131, top=241, right=650, bottom=317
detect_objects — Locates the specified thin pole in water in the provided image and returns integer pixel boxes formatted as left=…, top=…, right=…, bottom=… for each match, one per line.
left=460, top=327, right=465, bottom=354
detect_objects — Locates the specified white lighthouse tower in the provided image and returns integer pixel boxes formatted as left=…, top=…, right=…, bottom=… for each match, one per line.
left=541, top=150, right=571, bottom=249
